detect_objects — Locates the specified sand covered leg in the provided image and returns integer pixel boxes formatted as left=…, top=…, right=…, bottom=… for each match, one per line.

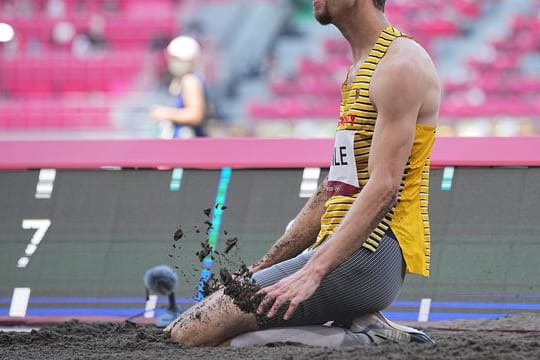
left=165, top=289, right=259, bottom=347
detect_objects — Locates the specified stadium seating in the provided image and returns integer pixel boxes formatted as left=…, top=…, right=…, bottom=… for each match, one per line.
left=1, top=0, right=538, bottom=133
left=442, top=11, right=540, bottom=118
left=1, top=52, right=143, bottom=93
left=0, top=0, right=179, bottom=130
left=248, top=0, right=540, bottom=122
left=0, top=97, right=110, bottom=129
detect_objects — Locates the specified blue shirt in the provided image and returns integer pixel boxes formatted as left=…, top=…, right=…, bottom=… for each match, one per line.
left=172, top=76, right=207, bottom=138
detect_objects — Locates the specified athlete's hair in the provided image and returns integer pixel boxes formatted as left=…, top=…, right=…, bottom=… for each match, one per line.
left=372, top=0, right=386, bottom=11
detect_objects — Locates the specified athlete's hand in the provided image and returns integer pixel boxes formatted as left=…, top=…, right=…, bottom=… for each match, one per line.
left=247, top=263, right=263, bottom=275
left=232, top=264, right=256, bottom=281
left=256, top=267, right=322, bottom=321
left=150, top=105, right=173, bottom=122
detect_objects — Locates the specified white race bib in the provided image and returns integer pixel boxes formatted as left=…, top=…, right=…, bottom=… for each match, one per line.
left=327, top=130, right=360, bottom=196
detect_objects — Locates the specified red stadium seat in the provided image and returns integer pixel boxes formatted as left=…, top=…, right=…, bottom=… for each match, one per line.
left=248, top=1, right=512, bottom=122
left=0, top=0, right=179, bottom=131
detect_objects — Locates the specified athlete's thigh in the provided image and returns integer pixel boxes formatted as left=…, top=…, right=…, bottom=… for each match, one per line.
left=251, top=250, right=314, bottom=288
left=257, top=235, right=404, bottom=328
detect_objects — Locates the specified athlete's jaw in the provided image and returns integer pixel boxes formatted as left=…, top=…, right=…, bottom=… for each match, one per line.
left=313, top=0, right=332, bottom=25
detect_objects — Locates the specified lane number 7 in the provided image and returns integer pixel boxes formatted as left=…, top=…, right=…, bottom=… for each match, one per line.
left=17, top=219, right=51, bottom=269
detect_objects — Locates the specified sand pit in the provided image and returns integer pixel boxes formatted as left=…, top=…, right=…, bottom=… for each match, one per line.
left=3, top=208, right=537, bottom=359
left=1, top=313, right=539, bottom=360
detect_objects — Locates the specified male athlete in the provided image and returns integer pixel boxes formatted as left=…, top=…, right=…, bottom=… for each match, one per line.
left=166, top=0, right=440, bottom=347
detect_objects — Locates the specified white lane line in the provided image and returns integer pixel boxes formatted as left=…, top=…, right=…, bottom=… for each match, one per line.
left=35, top=169, right=56, bottom=199
left=144, top=295, right=158, bottom=319
left=418, top=298, right=432, bottom=322
left=9, top=288, right=31, bottom=318
left=299, top=168, right=321, bottom=198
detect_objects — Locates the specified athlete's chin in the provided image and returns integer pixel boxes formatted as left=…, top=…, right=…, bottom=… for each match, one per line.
left=315, top=12, right=332, bottom=25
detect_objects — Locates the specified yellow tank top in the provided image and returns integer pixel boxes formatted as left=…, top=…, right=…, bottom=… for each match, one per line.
left=313, top=26, right=436, bottom=277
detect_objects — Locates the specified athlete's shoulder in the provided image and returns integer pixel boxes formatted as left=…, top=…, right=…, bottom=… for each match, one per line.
left=180, top=73, right=204, bottom=95
left=384, top=37, right=439, bottom=84
left=372, top=36, right=440, bottom=98
left=181, top=73, right=203, bottom=86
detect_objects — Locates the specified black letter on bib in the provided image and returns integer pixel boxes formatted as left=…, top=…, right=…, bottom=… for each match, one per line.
left=339, top=146, right=348, bottom=166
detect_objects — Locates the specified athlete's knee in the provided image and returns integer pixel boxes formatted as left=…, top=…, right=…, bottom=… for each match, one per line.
left=169, top=325, right=186, bottom=344
left=166, top=311, right=208, bottom=346
left=169, top=323, right=207, bottom=347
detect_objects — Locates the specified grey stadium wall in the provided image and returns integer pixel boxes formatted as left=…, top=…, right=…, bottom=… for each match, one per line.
left=0, top=138, right=539, bottom=322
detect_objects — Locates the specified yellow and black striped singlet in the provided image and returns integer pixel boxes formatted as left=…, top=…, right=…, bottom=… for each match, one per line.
left=313, top=26, right=436, bottom=277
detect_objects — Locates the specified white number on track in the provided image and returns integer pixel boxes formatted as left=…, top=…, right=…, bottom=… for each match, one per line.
left=17, top=219, right=51, bottom=269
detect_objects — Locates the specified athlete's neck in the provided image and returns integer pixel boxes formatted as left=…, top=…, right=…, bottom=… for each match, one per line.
left=335, top=7, right=389, bottom=64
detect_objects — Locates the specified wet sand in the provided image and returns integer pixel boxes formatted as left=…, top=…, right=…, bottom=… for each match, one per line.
left=1, top=313, right=539, bottom=360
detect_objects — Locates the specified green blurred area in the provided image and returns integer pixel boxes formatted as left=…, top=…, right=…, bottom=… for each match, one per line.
left=293, top=0, right=314, bottom=21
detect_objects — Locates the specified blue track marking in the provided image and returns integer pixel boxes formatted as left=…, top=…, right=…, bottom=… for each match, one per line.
left=0, top=296, right=540, bottom=321
left=2, top=298, right=538, bottom=310
left=384, top=312, right=506, bottom=322
left=441, top=166, right=455, bottom=191
left=196, top=168, right=232, bottom=301
left=0, top=308, right=170, bottom=317
left=0, top=308, right=513, bottom=322
left=1, top=298, right=538, bottom=321
left=169, top=168, right=183, bottom=192
left=392, top=301, right=540, bottom=310
left=0, top=297, right=197, bottom=305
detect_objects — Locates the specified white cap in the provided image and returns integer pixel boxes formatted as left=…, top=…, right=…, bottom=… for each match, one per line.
left=167, top=36, right=200, bottom=62
left=0, top=22, right=15, bottom=43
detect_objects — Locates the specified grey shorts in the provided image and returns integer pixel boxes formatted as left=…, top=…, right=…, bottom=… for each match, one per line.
left=252, top=229, right=405, bottom=328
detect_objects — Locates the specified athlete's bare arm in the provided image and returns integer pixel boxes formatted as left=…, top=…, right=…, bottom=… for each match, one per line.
left=150, top=74, right=205, bottom=126
left=257, top=39, right=441, bottom=320
left=251, top=178, right=329, bottom=273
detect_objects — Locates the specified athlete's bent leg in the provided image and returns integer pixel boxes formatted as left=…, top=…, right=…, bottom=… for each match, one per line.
left=167, top=230, right=405, bottom=347
left=165, top=289, right=258, bottom=347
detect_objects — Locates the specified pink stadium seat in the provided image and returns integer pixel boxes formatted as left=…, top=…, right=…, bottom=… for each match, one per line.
left=442, top=10, right=540, bottom=119
left=0, top=99, right=111, bottom=129
left=0, top=53, right=144, bottom=93
left=249, top=1, right=518, bottom=122
left=0, top=0, right=179, bottom=130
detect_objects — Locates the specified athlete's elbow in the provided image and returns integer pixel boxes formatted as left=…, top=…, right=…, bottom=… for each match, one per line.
left=374, top=177, right=399, bottom=209
left=188, top=109, right=204, bottom=126
left=172, top=107, right=204, bottom=126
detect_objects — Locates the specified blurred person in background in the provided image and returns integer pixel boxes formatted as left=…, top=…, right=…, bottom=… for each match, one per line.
left=72, top=15, right=108, bottom=56
left=150, top=36, right=208, bottom=139
left=51, top=21, right=75, bottom=51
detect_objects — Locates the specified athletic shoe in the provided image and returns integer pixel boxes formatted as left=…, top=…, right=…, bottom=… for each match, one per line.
left=156, top=308, right=183, bottom=328
left=349, top=311, right=435, bottom=344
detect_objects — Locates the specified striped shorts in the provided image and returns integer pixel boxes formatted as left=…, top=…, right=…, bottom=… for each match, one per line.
left=252, top=230, right=405, bottom=328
